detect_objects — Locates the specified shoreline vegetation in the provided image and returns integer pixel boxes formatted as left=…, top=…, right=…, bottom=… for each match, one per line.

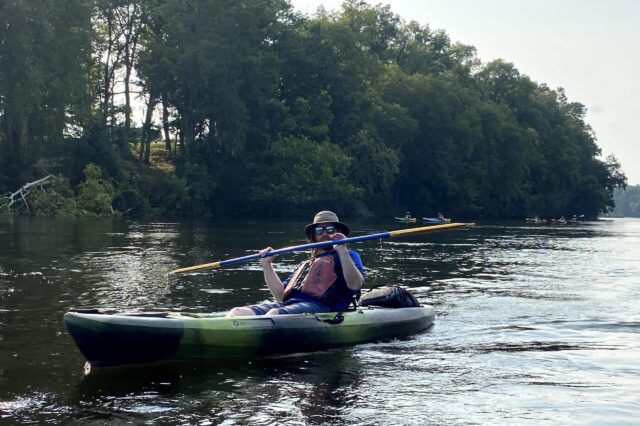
left=610, top=186, right=640, bottom=217
left=0, top=1, right=627, bottom=220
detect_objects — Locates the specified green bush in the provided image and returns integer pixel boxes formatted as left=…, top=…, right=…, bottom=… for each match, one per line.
left=29, top=176, right=78, bottom=217
left=75, top=164, right=115, bottom=216
left=112, top=167, right=190, bottom=218
left=113, top=184, right=151, bottom=217
left=139, top=170, right=189, bottom=217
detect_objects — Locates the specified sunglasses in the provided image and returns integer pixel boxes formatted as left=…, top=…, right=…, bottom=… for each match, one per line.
left=313, top=225, right=337, bottom=235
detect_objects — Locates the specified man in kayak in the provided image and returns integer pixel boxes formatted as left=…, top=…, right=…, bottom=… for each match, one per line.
left=229, top=211, right=365, bottom=316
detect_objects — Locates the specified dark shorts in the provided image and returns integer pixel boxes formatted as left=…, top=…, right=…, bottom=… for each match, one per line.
left=248, top=298, right=332, bottom=315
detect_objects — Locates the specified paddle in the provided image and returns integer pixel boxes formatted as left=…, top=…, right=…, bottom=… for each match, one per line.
left=169, top=222, right=474, bottom=275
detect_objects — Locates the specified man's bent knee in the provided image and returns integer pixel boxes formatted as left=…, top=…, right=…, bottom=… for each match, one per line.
left=228, top=307, right=256, bottom=316
left=266, top=308, right=281, bottom=315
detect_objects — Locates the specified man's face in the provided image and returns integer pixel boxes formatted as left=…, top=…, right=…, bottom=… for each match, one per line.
left=311, top=222, right=337, bottom=242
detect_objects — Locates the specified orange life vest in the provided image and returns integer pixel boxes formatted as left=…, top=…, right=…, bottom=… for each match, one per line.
left=283, top=251, right=357, bottom=309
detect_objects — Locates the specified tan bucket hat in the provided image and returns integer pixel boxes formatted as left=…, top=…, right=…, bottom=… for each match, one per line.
left=304, top=210, right=350, bottom=237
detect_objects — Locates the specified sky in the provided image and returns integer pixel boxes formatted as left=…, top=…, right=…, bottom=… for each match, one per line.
left=290, top=0, right=640, bottom=185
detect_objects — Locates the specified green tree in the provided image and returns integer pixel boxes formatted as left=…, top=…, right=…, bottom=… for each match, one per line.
left=0, top=0, right=94, bottom=187
left=248, top=136, right=361, bottom=214
left=138, top=0, right=288, bottom=159
left=76, top=163, right=115, bottom=216
left=0, top=0, right=628, bottom=220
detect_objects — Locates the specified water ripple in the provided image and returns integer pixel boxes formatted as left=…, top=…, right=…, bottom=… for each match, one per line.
left=1, top=217, right=640, bottom=425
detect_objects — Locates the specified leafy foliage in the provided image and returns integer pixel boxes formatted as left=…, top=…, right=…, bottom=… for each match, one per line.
left=248, top=137, right=361, bottom=214
left=75, top=164, right=115, bottom=216
left=26, top=165, right=114, bottom=217
left=29, top=177, right=78, bottom=217
left=0, top=0, right=628, bottom=219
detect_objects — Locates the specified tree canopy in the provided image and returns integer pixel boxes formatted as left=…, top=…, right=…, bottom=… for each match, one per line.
left=0, top=0, right=627, bottom=219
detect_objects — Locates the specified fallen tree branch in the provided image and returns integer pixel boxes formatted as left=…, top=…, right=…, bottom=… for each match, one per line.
left=0, top=175, right=55, bottom=213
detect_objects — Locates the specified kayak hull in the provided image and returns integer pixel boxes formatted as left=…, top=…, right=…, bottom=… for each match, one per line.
left=395, top=217, right=416, bottom=222
left=64, top=307, right=435, bottom=367
left=422, top=217, right=451, bottom=224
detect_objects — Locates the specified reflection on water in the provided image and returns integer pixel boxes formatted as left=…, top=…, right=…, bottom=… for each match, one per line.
left=66, top=350, right=364, bottom=424
left=1, top=217, right=640, bottom=424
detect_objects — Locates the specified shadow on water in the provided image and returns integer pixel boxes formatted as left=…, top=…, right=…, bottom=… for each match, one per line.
left=68, top=348, right=365, bottom=424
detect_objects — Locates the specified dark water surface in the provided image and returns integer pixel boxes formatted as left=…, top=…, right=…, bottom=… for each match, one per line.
left=1, top=217, right=639, bottom=424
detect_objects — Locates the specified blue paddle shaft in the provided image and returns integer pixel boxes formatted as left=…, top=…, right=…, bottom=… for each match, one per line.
left=169, top=223, right=472, bottom=274
left=218, top=232, right=391, bottom=267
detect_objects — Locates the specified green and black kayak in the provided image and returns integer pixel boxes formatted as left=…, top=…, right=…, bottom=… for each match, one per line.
left=64, top=306, right=435, bottom=367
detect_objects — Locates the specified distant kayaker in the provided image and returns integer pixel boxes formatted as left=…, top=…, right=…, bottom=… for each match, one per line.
left=405, top=211, right=412, bottom=220
left=229, top=210, right=365, bottom=316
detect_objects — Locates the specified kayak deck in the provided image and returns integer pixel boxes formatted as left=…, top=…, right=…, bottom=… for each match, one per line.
left=64, top=307, right=435, bottom=367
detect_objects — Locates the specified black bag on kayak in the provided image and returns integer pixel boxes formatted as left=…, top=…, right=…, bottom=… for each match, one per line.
left=359, top=285, right=420, bottom=308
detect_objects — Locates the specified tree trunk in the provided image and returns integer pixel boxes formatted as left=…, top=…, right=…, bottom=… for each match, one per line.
left=144, top=128, right=152, bottom=165
left=120, top=56, right=133, bottom=157
left=162, top=97, right=172, bottom=151
left=139, top=92, right=157, bottom=166
left=0, top=96, right=29, bottom=186
left=178, top=128, right=185, bottom=156
left=181, top=113, right=195, bottom=161
left=124, top=63, right=132, bottom=132
left=102, top=14, right=114, bottom=127
left=122, top=12, right=140, bottom=147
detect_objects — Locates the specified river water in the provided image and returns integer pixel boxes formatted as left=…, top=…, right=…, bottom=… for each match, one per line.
left=0, top=216, right=638, bottom=425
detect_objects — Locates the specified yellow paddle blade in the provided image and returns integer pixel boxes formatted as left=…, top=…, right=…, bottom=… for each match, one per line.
left=388, top=222, right=475, bottom=238
left=169, top=261, right=221, bottom=275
